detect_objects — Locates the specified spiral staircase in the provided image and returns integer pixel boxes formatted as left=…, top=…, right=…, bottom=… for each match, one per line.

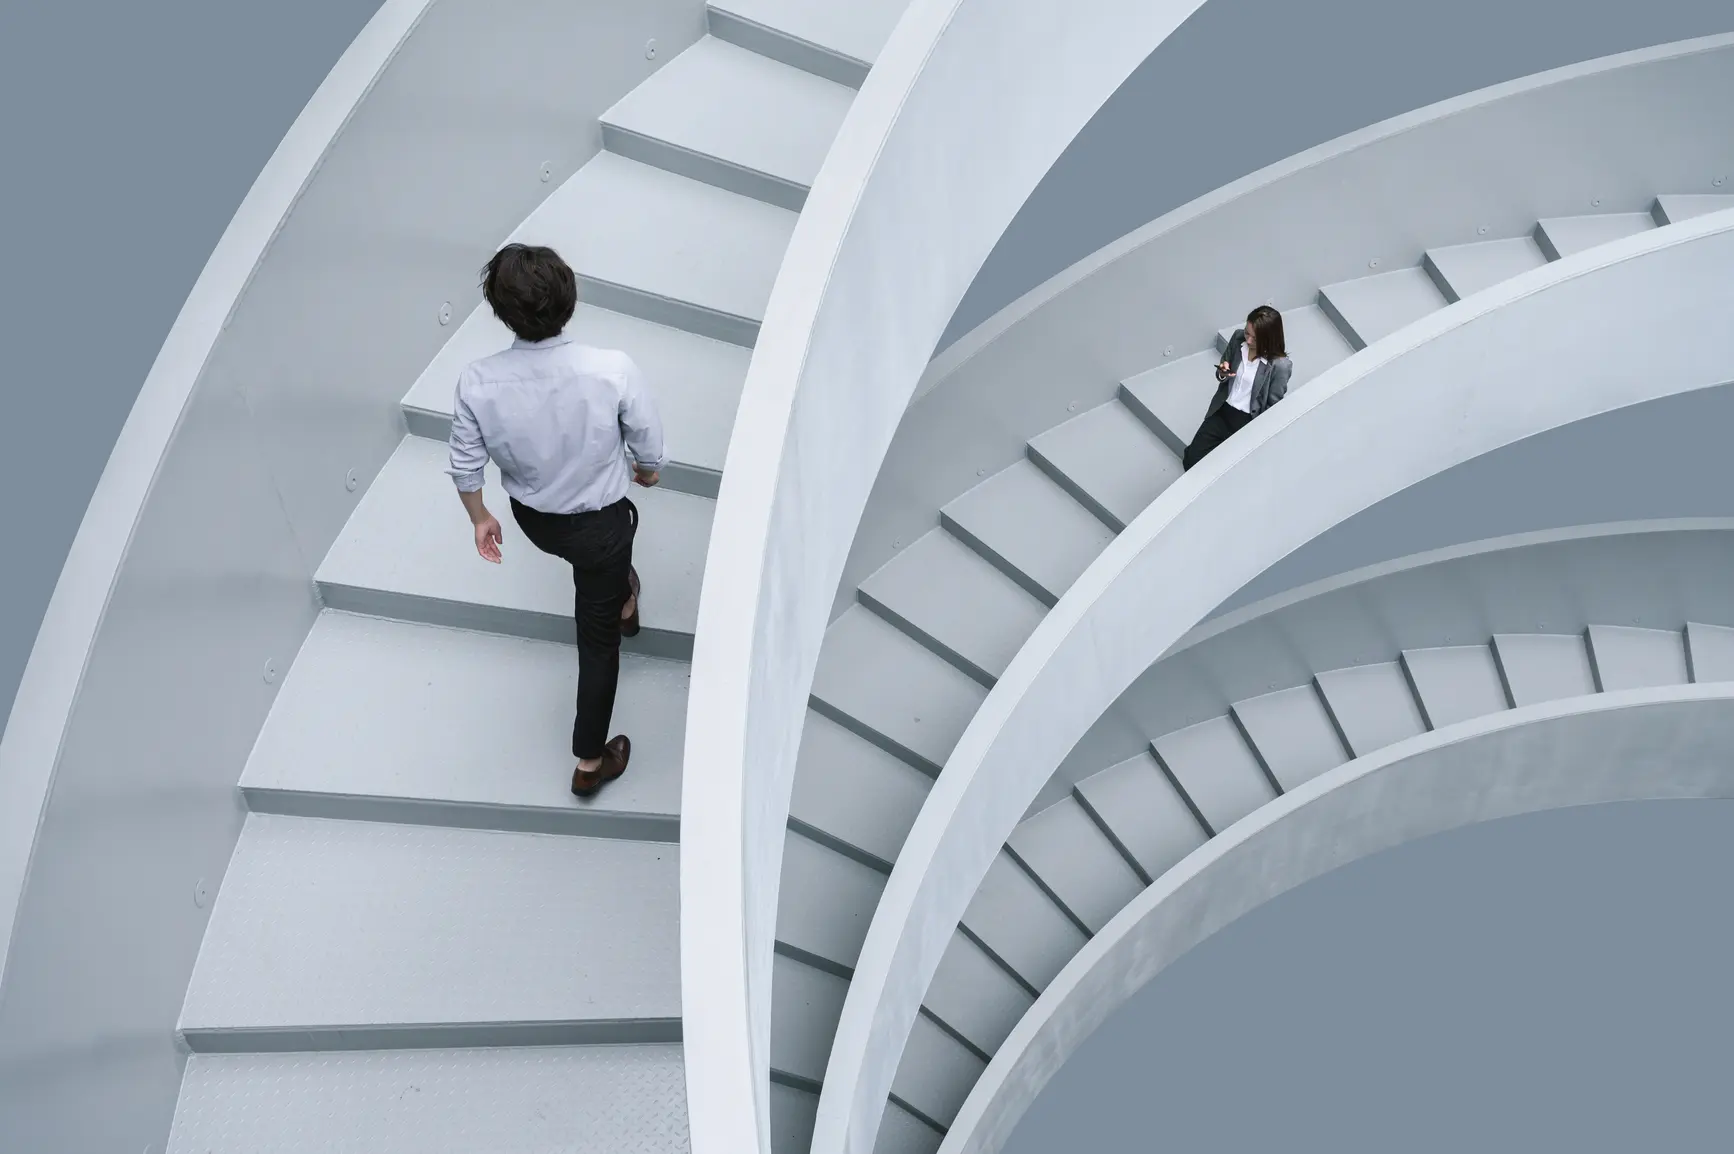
left=5, top=6, right=1734, bottom=1154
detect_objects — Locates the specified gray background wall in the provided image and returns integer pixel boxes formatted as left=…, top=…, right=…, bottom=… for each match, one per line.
left=3, top=0, right=1732, bottom=1146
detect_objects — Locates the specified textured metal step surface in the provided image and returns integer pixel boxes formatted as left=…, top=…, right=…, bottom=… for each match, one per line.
left=1216, top=302, right=1354, bottom=389
left=810, top=606, right=988, bottom=774
left=1492, top=632, right=1597, bottom=707
left=874, top=1102, right=945, bottom=1154
left=1316, top=265, right=1448, bottom=350
left=941, top=458, right=1116, bottom=606
left=1586, top=625, right=1690, bottom=691
left=924, top=929, right=1033, bottom=1056
left=241, top=611, right=685, bottom=840
left=400, top=303, right=750, bottom=494
left=1006, top=797, right=1142, bottom=934
left=317, top=436, right=713, bottom=659
left=1118, top=350, right=1220, bottom=457
left=1533, top=210, right=1654, bottom=261
left=1313, top=661, right=1429, bottom=758
left=513, top=151, right=797, bottom=345
left=857, top=528, right=1047, bottom=685
left=708, top=0, right=907, bottom=86
left=1422, top=234, right=1548, bottom=302
left=180, top=815, right=679, bottom=1049
left=790, top=710, right=935, bottom=871
left=960, top=853, right=1087, bottom=992
left=602, top=35, right=855, bottom=210
left=1151, top=715, right=1277, bottom=835
left=167, top=1044, right=690, bottom=1154
left=1653, top=193, right=1734, bottom=224
left=771, top=953, right=849, bottom=1088
left=1026, top=400, right=1183, bottom=532
left=892, top=1013, right=986, bottom=1128
left=1229, top=685, right=1348, bottom=793
left=1073, top=752, right=1207, bottom=882
left=776, top=829, right=888, bottom=976
left=1687, top=622, right=1734, bottom=683
left=1400, top=644, right=1510, bottom=731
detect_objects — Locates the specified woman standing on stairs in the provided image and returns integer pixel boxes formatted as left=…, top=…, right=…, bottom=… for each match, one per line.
left=1182, top=304, right=1292, bottom=470
left=446, top=243, right=668, bottom=798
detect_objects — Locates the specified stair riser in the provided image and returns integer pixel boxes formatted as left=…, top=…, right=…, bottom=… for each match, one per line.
left=242, top=786, right=680, bottom=843
left=181, top=1018, right=682, bottom=1054
left=602, top=122, right=809, bottom=213
left=706, top=7, right=869, bottom=89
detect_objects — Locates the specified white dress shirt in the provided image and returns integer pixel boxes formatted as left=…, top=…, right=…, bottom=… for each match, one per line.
left=1226, top=346, right=1266, bottom=414
left=447, top=332, right=668, bottom=515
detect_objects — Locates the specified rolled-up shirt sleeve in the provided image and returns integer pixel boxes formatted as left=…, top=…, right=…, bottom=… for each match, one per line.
left=618, top=353, right=668, bottom=472
left=447, top=374, right=488, bottom=493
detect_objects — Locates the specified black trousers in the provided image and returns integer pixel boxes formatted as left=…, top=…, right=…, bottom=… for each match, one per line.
left=511, top=496, right=638, bottom=760
left=1182, top=403, right=1253, bottom=470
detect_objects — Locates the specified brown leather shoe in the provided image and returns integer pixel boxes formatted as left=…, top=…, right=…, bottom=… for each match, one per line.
left=572, top=735, right=631, bottom=798
left=621, top=567, right=642, bottom=639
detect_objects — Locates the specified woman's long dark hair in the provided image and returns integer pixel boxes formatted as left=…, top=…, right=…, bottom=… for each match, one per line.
left=1245, top=304, right=1287, bottom=359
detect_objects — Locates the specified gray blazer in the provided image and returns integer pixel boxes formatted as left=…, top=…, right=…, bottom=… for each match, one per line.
left=1206, top=328, right=1292, bottom=417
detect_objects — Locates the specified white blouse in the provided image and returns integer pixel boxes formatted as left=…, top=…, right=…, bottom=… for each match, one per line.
left=1226, top=344, right=1266, bottom=413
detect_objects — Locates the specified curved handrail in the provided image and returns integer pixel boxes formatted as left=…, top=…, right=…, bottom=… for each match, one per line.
left=678, top=2, right=1215, bottom=1151
left=817, top=207, right=1734, bottom=1154
left=942, top=683, right=1734, bottom=1153
left=0, top=0, right=433, bottom=992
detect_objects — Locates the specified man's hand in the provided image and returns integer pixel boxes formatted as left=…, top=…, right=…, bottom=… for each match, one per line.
left=633, top=467, right=661, bottom=488
left=473, top=514, right=503, bottom=563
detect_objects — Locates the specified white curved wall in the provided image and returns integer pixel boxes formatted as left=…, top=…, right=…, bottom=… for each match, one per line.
left=0, top=2, right=710, bottom=1148
left=818, top=210, right=1734, bottom=1154
left=946, top=685, right=1734, bottom=1154
left=837, top=33, right=1734, bottom=607
left=680, top=3, right=1218, bottom=1152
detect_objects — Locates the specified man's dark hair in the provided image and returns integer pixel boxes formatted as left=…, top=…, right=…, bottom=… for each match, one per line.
left=1245, top=304, right=1287, bottom=359
left=481, top=243, right=577, bottom=342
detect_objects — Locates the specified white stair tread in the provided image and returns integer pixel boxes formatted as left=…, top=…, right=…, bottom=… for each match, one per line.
left=1534, top=211, right=1653, bottom=260
left=790, top=710, right=934, bottom=869
left=893, top=1013, right=985, bottom=1127
left=402, top=303, right=750, bottom=479
left=180, top=814, right=678, bottom=1035
left=1230, top=685, right=1347, bottom=793
left=1151, top=716, right=1276, bottom=835
left=942, top=458, right=1116, bottom=605
left=516, top=150, right=796, bottom=325
left=1423, top=235, right=1547, bottom=302
left=1007, top=797, right=1142, bottom=933
left=1400, top=645, right=1509, bottom=731
left=1027, top=399, right=1182, bottom=530
left=1587, top=625, right=1689, bottom=692
left=924, top=930, right=1033, bottom=1056
left=241, top=611, right=685, bottom=833
left=858, top=528, right=1046, bottom=683
left=1687, top=622, right=1734, bottom=683
left=961, top=852, right=1087, bottom=991
left=167, top=1045, right=689, bottom=1154
left=1654, top=193, right=1734, bottom=224
left=1216, top=303, right=1354, bottom=389
left=1493, top=633, right=1596, bottom=707
left=1119, top=349, right=1220, bottom=455
left=771, top=953, right=848, bottom=1085
left=811, top=606, right=988, bottom=774
left=1318, top=265, right=1447, bottom=350
left=712, top=0, right=907, bottom=66
left=1314, top=661, right=1428, bottom=758
left=605, top=35, right=854, bottom=193
left=1074, top=752, right=1206, bottom=882
left=318, top=436, right=712, bottom=652
left=773, top=1084, right=820, bottom=1154
left=776, top=830, right=887, bottom=974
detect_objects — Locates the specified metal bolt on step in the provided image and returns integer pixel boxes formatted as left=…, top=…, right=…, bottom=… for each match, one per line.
left=1164, top=346, right=1174, bottom=357
left=1368, top=258, right=1380, bottom=269
left=263, top=659, right=278, bottom=685
left=1715, top=176, right=1727, bottom=187
left=1591, top=197, right=1602, bottom=208
left=1478, top=225, right=1489, bottom=235
left=1067, top=402, right=1078, bottom=412
left=345, top=468, right=359, bottom=493
left=193, top=879, right=211, bottom=909
left=645, top=39, right=658, bottom=60
left=977, top=468, right=985, bottom=477
left=438, top=302, right=453, bottom=326
left=540, top=162, right=553, bottom=183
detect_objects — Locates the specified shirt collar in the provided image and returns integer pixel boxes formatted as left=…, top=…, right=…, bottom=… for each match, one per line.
left=511, top=331, right=576, bottom=351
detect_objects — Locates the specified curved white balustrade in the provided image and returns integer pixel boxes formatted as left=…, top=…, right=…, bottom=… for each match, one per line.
left=679, top=3, right=1218, bottom=1151
left=817, top=209, right=1734, bottom=1154
left=942, top=684, right=1734, bottom=1154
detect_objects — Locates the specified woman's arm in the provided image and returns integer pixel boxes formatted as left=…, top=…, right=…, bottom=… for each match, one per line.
left=1266, top=358, right=1292, bottom=405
